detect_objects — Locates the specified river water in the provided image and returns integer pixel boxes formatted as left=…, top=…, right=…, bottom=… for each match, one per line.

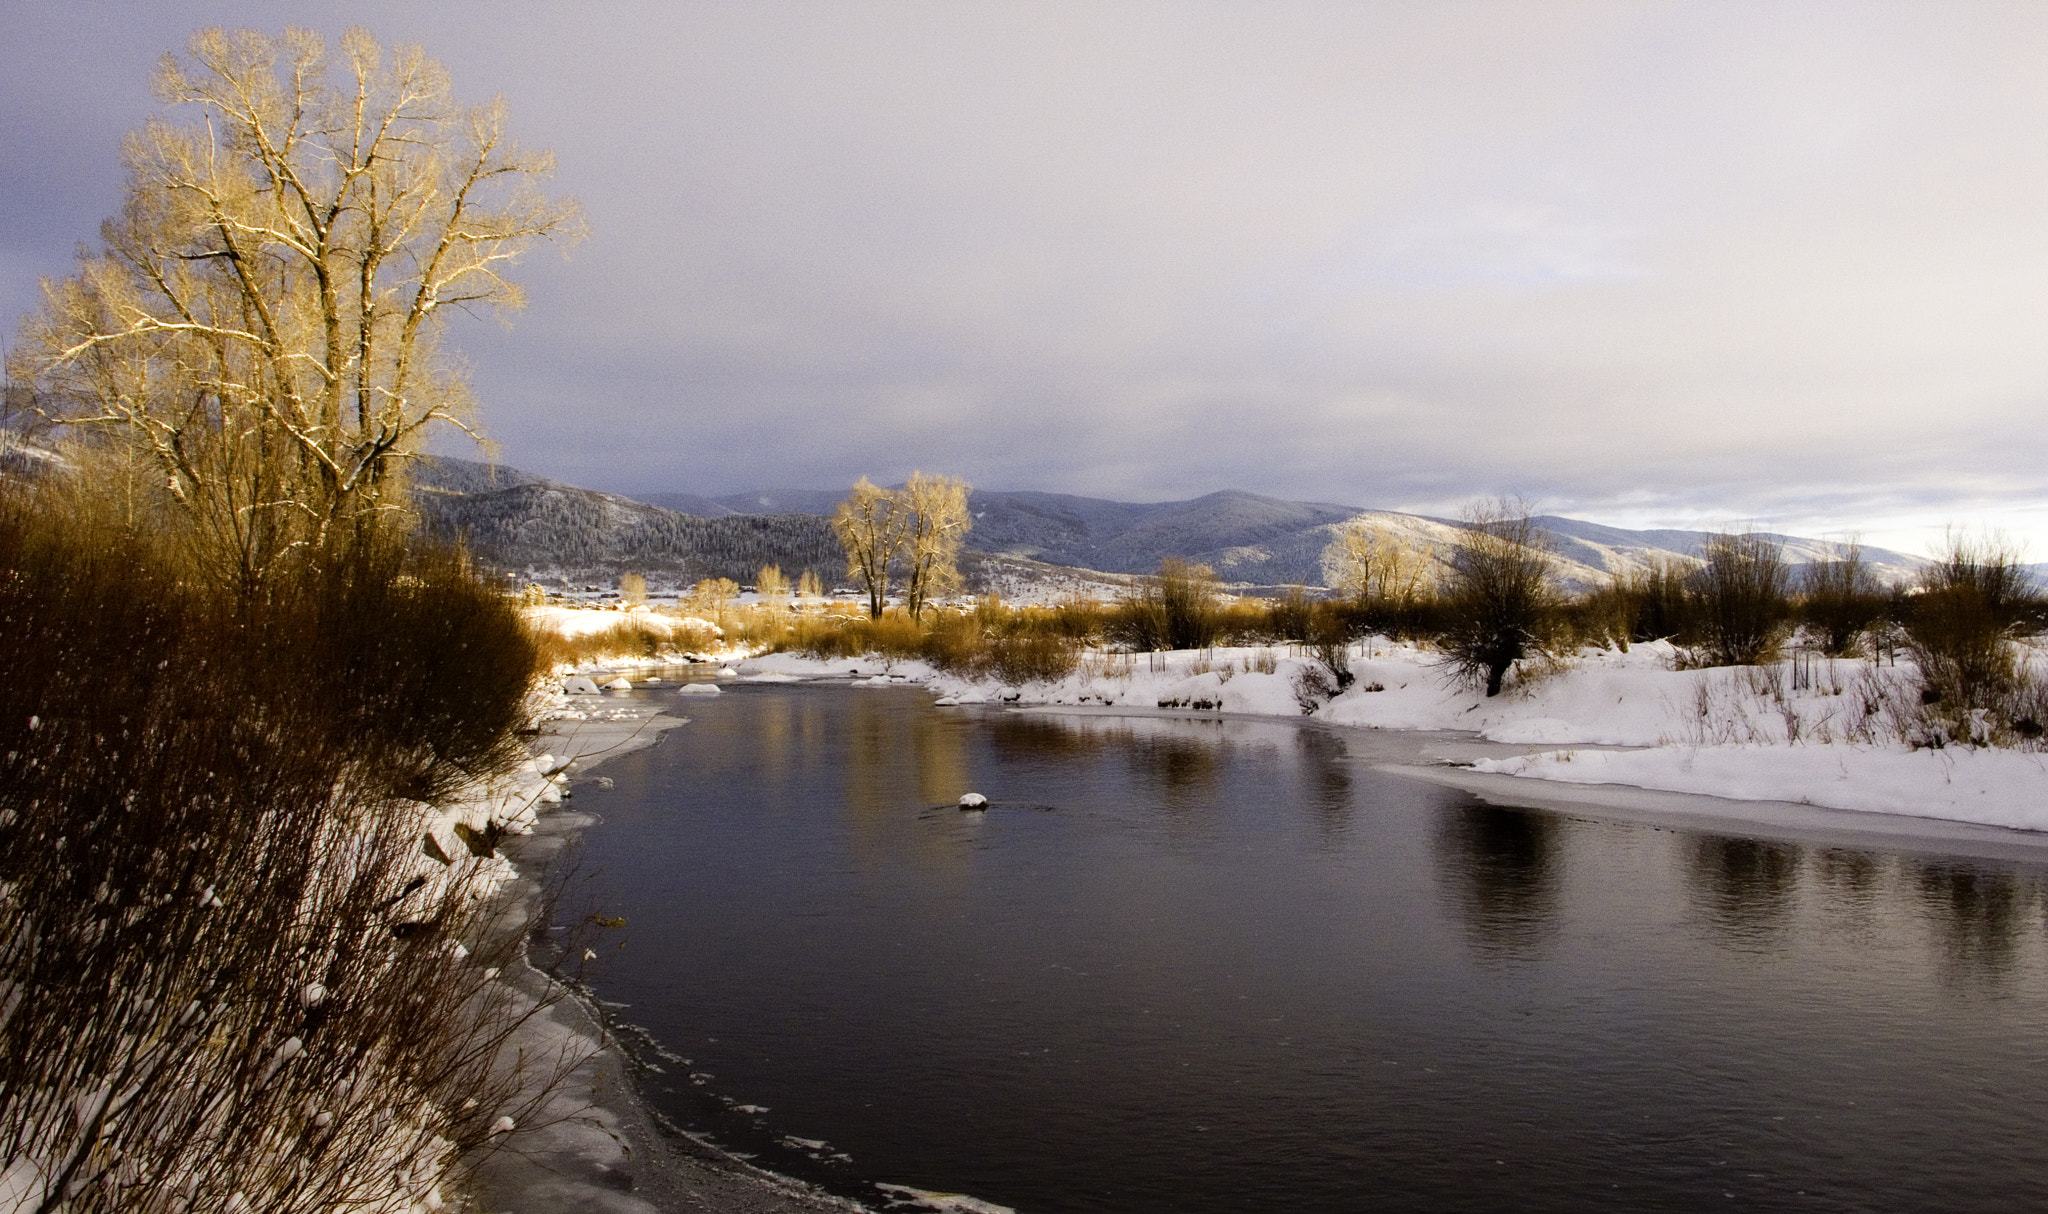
left=570, top=680, right=2048, bottom=1213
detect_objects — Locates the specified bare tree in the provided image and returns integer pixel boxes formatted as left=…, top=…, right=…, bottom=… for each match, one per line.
left=756, top=563, right=790, bottom=611
left=10, top=27, right=582, bottom=590
left=899, top=471, right=972, bottom=620
left=1439, top=499, right=1558, bottom=697
left=832, top=477, right=907, bottom=620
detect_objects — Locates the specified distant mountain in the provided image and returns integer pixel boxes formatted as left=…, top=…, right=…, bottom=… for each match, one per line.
left=622, top=479, right=1926, bottom=590
left=1529, top=517, right=1924, bottom=587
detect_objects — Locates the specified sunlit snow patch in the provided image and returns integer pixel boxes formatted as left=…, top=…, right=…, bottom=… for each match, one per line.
left=876, top=1183, right=1017, bottom=1214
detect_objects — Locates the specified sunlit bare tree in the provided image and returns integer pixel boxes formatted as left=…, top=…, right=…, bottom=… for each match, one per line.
left=832, top=477, right=907, bottom=619
left=10, top=27, right=583, bottom=590
left=899, top=471, right=972, bottom=620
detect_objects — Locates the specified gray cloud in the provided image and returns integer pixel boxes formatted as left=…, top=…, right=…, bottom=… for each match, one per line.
left=8, top=2, right=2048, bottom=556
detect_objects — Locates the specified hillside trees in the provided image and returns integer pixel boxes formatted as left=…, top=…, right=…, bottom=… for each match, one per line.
left=830, top=473, right=973, bottom=619
left=9, top=27, right=582, bottom=590
left=1322, top=517, right=1439, bottom=634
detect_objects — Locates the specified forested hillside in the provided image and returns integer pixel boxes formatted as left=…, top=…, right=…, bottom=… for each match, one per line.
left=413, top=459, right=838, bottom=586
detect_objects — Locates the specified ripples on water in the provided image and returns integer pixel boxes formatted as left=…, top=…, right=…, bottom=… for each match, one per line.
left=572, top=683, right=2048, bottom=1213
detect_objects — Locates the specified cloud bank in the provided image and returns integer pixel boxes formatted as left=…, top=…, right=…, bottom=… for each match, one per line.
left=7, top=1, right=2048, bottom=555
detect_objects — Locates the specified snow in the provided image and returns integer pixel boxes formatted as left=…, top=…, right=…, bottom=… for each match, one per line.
left=522, top=605, right=722, bottom=640
left=743, top=653, right=938, bottom=680
left=876, top=1183, right=1018, bottom=1214
left=1473, top=744, right=2048, bottom=831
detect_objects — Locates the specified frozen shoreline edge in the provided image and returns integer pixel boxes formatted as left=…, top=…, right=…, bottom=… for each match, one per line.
left=471, top=699, right=870, bottom=1214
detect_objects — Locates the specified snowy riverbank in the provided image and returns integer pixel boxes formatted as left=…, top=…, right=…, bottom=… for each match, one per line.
left=467, top=674, right=869, bottom=1214
left=741, top=639, right=2048, bottom=836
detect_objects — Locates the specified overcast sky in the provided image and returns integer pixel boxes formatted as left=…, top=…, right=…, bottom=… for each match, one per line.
left=7, top=2, right=2048, bottom=555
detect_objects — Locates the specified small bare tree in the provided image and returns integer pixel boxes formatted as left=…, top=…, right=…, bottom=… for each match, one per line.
left=684, top=577, right=739, bottom=620
left=899, top=471, right=972, bottom=620
left=10, top=27, right=583, bottom=590
left=1439, top=500, right=1558, bottom=697
left=832, top=478, right=907, bottom=620
left=756, top=563, right=790, bottom=610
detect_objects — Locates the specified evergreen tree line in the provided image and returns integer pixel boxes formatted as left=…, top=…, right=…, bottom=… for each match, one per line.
left=417, top=483, right=842, bottom=586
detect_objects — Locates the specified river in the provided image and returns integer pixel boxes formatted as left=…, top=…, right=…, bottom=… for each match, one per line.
left=569, top=680, right=2048, bottom=1213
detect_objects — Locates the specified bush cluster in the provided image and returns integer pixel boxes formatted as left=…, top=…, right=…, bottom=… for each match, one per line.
left=0, top=484, right=552, bottom=1212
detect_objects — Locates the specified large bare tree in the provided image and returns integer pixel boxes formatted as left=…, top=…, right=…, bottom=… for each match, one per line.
left=899, top=471, right=972, bottom=620
left=10, top=27, right=582, bottom=588
left=832, top=477, right=906, bottom=619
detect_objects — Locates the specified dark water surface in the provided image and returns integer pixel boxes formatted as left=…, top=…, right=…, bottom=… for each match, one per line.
left=570, top=682, right=2048, bottom=1213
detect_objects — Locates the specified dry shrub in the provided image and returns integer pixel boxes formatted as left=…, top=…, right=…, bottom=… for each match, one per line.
left=1904, top=536, right=2041, bottom=745
left=1615, top=557, right=1695, bottom=645
left=1682, top=532, right=1791, bottom=667
left=1104, top=559, right=1223, bottom=651
left=1798, top=544, right=1884, bottom=657
left=0, top=484, right=556, bottom=1212
left=978, top=631, right=1084, bottom=684
left=532, top=619, right=690, bottom=667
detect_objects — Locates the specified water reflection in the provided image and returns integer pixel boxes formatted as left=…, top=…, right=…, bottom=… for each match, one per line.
left=996, top=713, right=1228, bottom=811
left=988, top=713, right=1115, bottom=760
left=1294, top=730, right=1353, bottom=846
left=839, top=693, right=973, bottom=872
left=1432, top=803, right=1563, bottom=959
left=1812, top=847, right=1881, bottom=903
left=1915, top=862, right=2030, bottom=987
left=1687, top=836, right=1802, bottom=949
